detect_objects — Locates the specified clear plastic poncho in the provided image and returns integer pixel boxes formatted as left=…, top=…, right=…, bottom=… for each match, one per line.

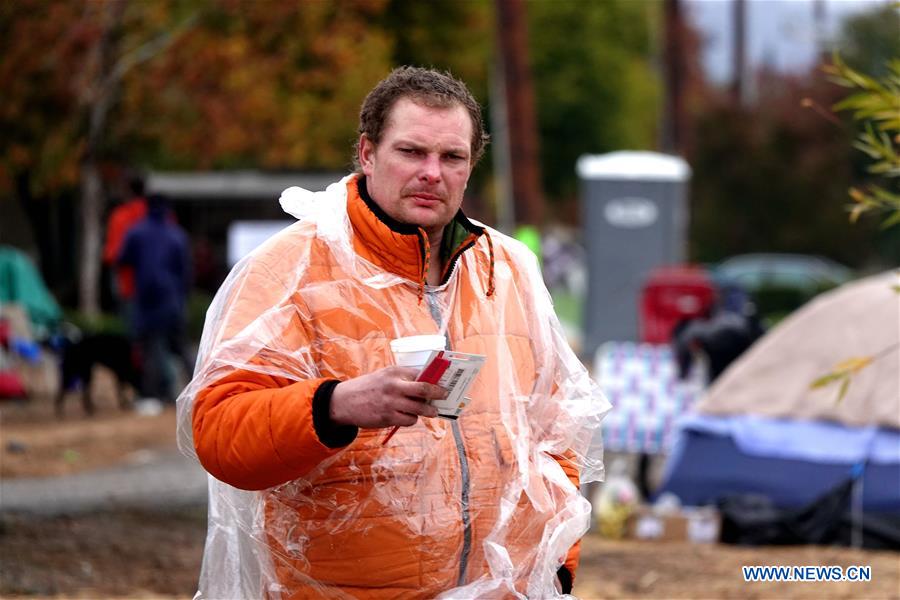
left=177, top=175, right=610, bottom=599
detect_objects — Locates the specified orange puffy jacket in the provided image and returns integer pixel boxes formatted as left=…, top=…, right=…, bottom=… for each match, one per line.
left=189, top=176, right=589, bottom=598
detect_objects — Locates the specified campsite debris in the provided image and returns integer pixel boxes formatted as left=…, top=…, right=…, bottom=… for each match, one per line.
left=62, top=449, right=81, bottom=464
left=5, top=440, right=27, bottom=454
left=596, top=458, right=640, bottom=539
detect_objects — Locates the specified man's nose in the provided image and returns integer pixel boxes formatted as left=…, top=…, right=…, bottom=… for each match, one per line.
left=418, top=154, right=442, bottom=184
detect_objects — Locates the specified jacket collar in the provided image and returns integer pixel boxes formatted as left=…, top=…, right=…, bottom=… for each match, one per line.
left=346, top=175, right=490, bottom=295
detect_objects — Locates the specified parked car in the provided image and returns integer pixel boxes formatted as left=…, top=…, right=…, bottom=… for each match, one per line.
left=714, top=253, right=853, bottom=292
left=713, top=253, right=854, bottom=323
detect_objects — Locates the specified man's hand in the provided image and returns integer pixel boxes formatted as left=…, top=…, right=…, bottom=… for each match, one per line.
left=330, top=366, right=445, bottom=429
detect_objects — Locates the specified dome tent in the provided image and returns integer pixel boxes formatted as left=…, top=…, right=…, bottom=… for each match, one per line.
left=696, top=270, right=898, bottom=428
left=657, top=271, right=900, bottom=518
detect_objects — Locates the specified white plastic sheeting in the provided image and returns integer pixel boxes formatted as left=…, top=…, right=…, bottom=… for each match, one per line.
left=177, top=175, right=610, bottom=598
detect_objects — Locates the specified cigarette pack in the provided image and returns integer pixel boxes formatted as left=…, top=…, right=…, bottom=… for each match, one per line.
left=417, top=350, right=486, bottom=419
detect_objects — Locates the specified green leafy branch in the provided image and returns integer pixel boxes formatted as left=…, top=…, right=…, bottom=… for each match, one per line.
left=810, top=53, right=900, bottom=403
left=811, top=357, right=872, bottom=403
left=810, top=343, right=898, bottom=403
left=823, top=54, right=900, bottom=228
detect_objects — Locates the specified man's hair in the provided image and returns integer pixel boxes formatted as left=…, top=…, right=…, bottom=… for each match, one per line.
left=146, top=193, right=170, bottom=214
left=127, top=173, right=146, bottom=197
left=354, top=66, right=490, bottom=171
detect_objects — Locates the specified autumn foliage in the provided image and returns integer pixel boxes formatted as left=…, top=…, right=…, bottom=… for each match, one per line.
left=1, top=0, right=440, bottom=195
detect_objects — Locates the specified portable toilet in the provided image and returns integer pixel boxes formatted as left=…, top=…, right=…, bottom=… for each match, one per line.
left=577, top=151, right=691, bottom=357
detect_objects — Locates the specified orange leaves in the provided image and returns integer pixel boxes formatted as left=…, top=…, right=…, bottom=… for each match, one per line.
left=3, top=0, right=492, bottom=180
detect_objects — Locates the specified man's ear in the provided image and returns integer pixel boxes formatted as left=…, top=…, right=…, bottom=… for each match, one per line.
left=358, top=134, right=375, bottom=175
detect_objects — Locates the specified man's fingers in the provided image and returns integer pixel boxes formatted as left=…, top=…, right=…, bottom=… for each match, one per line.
left=395, top=397, right=439, bottom=418
left=393, top=412, right=418, bottom=427
left=384, top=367, right=446, bottom=399
left=416, top=382, right=446, bottom=400
left=396, top=379, right=446, bottom=400
left=388, top=366, right=420, bottom=380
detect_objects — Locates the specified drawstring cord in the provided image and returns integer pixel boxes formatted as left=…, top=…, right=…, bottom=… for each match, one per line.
left=416, top=225, right=495, bottom=301
left=417, top=227, right=430, bottom=304
left=484, top=230, right=495, bottom=297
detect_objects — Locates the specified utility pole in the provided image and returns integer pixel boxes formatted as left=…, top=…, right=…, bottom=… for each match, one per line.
left=813, top=0, right=828, bottom=61
left=661, top=0, right=685, bottom=155
left=489, top=55, right=515, bottom=233
left=495, top=0, right=543, bottom=226
left=731, top=0, right=746, bottom=105
left=813, top=0, right=826, bottom=34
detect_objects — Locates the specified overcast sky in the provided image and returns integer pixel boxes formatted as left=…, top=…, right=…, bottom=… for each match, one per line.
left=685, top=0, right=892, bottom=82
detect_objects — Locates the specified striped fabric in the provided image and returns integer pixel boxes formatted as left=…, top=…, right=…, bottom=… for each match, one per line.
left=594, top=342, right=706, bottom=454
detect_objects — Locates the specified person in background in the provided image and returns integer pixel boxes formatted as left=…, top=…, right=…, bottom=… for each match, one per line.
left=118, top=194, right=192, bottom=403
left=103, top=174, right=148, bottom=320
left=673, top=282, right=764, bottom=384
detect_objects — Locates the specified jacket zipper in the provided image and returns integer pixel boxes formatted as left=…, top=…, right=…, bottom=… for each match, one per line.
left=439, top=235, right=477, bottom=285
left=424, top=291, right=472, bottom=586
left=451, top=419, right=472, bottom=585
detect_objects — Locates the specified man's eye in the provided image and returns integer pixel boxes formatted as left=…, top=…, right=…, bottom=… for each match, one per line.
left=399, top=148, right=418, bottom=155
left=445, top=154, right=465, bottom=161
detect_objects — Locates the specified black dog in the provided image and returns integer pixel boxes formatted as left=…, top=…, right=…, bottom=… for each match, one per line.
left=56, top=333, right=140, bottom=417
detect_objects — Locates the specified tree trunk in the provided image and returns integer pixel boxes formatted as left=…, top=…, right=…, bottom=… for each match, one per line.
left=78, top=161, right=104, bottom=317
left=74, top=2, right=193, bottom=317
left=77, top=1, right=125, bottom=317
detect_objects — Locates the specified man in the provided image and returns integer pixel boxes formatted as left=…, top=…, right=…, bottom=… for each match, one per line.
left=177, top=67, right=608, bottom=599
left=103, top=174, right=148, bottom=318
left=673, top=283, right=764, bottom=383
left=119, top=194, right=192, bottom=402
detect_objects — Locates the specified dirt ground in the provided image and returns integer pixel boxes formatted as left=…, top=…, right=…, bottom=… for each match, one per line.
left=1, top=402, right=179, bottom=479
left=3, top=509, right=898, bottom=599
left=577, top=536, right=900, bottom=599
left=0, top=507, right=205, bottom=599
left=2, top=385, right=899, bottom=599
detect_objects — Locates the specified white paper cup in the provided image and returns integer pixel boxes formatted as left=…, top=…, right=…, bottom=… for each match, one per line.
left=390, top=334, right=447, bottom=367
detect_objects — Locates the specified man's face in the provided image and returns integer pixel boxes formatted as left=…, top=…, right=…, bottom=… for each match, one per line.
left=359, top=97, right=474, bottom=240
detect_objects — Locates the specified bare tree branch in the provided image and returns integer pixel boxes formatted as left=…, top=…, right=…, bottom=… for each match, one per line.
left=105, top=11, right=199, bottom=91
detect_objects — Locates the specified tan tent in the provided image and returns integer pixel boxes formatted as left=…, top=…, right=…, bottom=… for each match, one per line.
left=696, top=270, right=900, bottom=429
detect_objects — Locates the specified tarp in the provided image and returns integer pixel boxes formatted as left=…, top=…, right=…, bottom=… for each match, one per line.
left=660, top=425, right=900, bottom=513
left=594, top=342, right=704, bottom=454
left=695, top=270, right=900, bottom=430
left=0, top=245, right=61, bottom=333
left=717, top=473, right=900, bottom=549
left=677, top=414, right=900, bottom=465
